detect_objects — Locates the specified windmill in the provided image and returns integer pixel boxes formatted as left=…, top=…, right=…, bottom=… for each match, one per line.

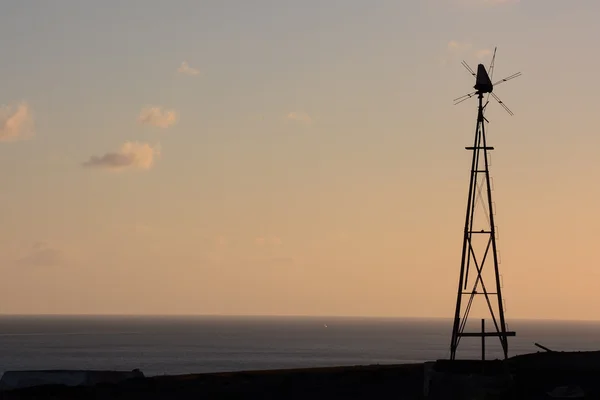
left=449, top=48, right=522, bottom=361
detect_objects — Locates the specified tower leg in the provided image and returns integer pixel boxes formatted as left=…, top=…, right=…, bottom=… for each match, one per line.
left=450, top=94, right=484, bottom=360
left=449, top=93, right=514, bottom=360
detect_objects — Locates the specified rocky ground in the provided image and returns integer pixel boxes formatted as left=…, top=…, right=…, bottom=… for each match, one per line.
left=0, top=364, right=425, bottom=400
left=2, top=351, right=600, bottom=399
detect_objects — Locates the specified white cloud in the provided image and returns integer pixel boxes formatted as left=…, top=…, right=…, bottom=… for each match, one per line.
left=82, top=141, right=160, bottom=171
left=448, top=40, right=472, bottom=53
left=286, top=111, right=312, bottom=125
left=138, top=106, right=178, bottom=128
left=0, top=102, right=34, bottom=142
left=476, top=49, right=493, bottom=59
left=177, top=61, right=200, bottom=76
left=443, top=41, right=493, bottom=65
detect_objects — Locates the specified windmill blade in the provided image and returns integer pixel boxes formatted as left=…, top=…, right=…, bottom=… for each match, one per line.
left=461, top=60, right=476, bottom=77
left=453, top=91, right=477, bottom=102
left=491, top=92, right=514, bottom=116
left=488, top=47, right=498, bottom=81
left=484, top=48, right=498, bottom=108
left=493, top=72, right=522, bottom=87
left=454, top=91, right=477, bottom=105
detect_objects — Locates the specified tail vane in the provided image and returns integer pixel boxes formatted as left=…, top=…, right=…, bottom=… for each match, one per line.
left=474, top=64, right=494, bottom=94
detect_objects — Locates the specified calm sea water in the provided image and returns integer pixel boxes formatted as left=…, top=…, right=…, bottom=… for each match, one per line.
left=0, top=316, right=598, bottom=376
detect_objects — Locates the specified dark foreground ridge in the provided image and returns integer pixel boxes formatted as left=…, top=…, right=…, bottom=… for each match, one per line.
left=0, top=364, right=424, bottom=400
left=2, top=351, right=600, bottom=399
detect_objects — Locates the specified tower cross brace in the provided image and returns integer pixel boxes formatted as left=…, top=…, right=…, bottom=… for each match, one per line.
left=449, top=92, right=516, bottom=360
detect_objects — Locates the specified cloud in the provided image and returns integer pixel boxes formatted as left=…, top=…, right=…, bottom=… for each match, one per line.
left=476, top=49, right=493, bottom=59
left=442, top=40, right=493, bottom=65
left=16, top=242, right=64, bottom=267
left=177, top=61, right=200, bottom=76
left=138, top=106, right=178, bottom=128
left=447, top=40, right=472, bottom=53
left=0, top=102, right=34, bottom=142
left=255, top=236, right=282, bottom=246
left=286, top=111, right=312, bottom=125
left=82, top=141, right=160, bottom=171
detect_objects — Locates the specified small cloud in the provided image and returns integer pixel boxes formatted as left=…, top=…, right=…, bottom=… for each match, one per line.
left=442, top=41, right=492, bottom=66
left=447, top=40, right=472, bottom=53
left=441, top=41, right=472, bottom=65
left=177, top=61, right=200, bottom=76
left=286, top=111, right=312, bottom=125
left=255, top=236, right=282, bottom=246
left=138, top=106, right=178, bottom=128
left=476, top=49, right=493, bottom=59
left=0, top=102, right=34, bottom=142
left=17, top=242, right=64, bottom=267
left=82, top=141, right=160, bottom=171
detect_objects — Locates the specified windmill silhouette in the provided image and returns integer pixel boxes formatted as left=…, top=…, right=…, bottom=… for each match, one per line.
left=449, top=48, right=522, bottom=360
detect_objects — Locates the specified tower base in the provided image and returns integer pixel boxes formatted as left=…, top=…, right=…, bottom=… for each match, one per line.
left=424, top=359, right=515, bottom=399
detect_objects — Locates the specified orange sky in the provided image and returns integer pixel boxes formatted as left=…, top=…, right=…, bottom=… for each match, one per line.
left=1, top=0, right=599, bottom=320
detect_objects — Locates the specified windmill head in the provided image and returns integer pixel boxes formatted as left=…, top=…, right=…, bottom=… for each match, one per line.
left=454, top=50, right=522, bottom=115
left=474, top=64, right=493, bottom=94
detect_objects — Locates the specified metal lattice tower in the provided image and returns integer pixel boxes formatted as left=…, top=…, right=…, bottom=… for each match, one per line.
left=449, top=49, right=521, bottom=360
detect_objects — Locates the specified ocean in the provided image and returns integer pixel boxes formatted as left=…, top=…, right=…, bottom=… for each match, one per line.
left=0, top=316, right=598, bottom=376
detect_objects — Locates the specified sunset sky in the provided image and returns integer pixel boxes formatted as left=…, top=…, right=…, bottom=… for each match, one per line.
left=1, top=0, right=599, bottom=320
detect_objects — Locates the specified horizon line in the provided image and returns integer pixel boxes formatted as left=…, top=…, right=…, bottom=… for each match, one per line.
left=1, top=313, right=599, bottom=323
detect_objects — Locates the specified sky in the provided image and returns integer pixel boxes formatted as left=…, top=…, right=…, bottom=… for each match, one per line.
left=1, top=0, right=600, bottom=320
